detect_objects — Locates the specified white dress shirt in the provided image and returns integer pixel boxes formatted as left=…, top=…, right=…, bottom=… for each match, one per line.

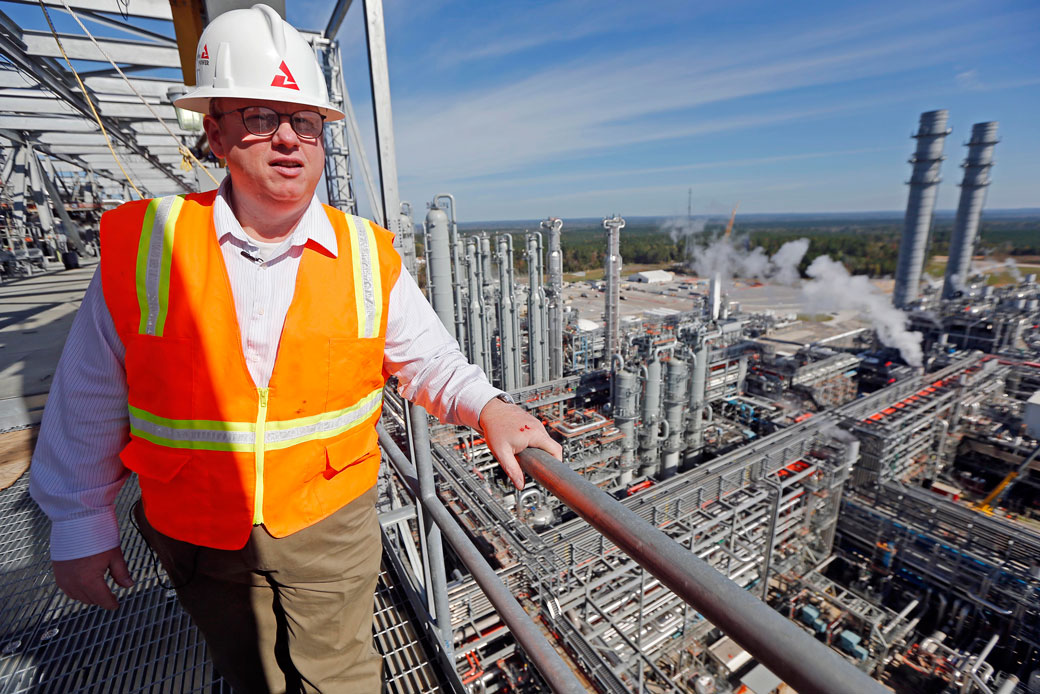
left=30, top=181, right=501, bottom=560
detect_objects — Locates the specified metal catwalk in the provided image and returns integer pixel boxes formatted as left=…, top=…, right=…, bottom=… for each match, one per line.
left=0, top=474, right=454, bottom=693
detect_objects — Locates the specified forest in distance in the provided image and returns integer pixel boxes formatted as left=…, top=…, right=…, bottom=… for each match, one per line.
left=447, top=212, right=1040, bottom=280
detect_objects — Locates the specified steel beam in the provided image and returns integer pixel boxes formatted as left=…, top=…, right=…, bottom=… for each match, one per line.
left=325, top=0, right=355, bottom=40
left=3, top=0, right=173, bottom=20
left=362, top=0, right=404, bottom=236
left=22, top=31, right=180, bottom=67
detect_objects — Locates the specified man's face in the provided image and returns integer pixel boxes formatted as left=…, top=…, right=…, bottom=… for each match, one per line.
left=203, top=98, right=325, bottom=211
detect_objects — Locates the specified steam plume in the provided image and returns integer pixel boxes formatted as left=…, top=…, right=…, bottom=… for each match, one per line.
left=802, top=256, right=924, bottom=367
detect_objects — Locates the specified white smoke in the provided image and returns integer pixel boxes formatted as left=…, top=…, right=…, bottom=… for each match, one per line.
left=663, top=216, right=707, bottom=244
left=802, top=255, right=924, bottom=367
left=686, top=236, right=809, bottom=285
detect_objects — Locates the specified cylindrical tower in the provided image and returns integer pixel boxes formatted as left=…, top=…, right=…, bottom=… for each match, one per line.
left=662, top=358, right=688, bottom=479
left=542, top=217, right=565, bottom=380
left=638, top=357, right=663, bottom=478
left=396, top=201, right=417, bottom=276
left=465, top=238, right=485, bottom=373
left=602, top=215, right=626, bottom=369
left=424, top=205, right=455, bottom=336
left=942, top=122, right=999, bottom=299
left=526, top=233, right=546, bottom=385
left=614, top=370, right=639, bottom=486
left=433, top=194, right=466, bottom=346
left=496, top=235, right=521, bottom=391
left=475, top=234, right=493, bottom=375
left=893, top=110, right=950, bottom=308
left=686, top=341, right=709, bottom=461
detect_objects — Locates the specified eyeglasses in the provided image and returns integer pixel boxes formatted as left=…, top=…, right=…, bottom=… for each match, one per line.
left=214, top=105, right=325, bottom=140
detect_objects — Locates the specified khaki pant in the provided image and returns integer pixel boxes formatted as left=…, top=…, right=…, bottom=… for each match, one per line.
left=134, top=487, right=382, bottom=694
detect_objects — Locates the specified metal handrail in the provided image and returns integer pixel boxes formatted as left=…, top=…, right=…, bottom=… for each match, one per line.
left=517, top=447, right=889, bottom=694
left=376, top=424, right=587, bottom=694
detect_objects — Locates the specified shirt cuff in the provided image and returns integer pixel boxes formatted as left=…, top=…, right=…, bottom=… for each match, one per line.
left=49, top=509, right=122, bottom=561
left=455, top=382, right=507, bottom=432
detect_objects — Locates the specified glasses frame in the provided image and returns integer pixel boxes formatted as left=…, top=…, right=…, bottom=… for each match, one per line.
left=214, top=105, right=326, bottom=140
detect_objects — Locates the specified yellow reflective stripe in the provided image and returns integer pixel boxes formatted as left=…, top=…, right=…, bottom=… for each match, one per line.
left=264, top=388, right=383, bottom=451
left=347, top=215, right=368, bottom=338
left=253, top=387, right=269, bottom=525
left=126, top=386, right=383, bottom=452
left=364, top=219, right=383, bottom=337
left=135, top=195, right=184, bottom=336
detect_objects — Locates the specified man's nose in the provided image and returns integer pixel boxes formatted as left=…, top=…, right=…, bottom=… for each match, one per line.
left=271, top=118, right=300, bottom=146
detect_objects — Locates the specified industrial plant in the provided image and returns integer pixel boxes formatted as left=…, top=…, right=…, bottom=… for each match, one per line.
left=0, top=3, right=1038, bottom=694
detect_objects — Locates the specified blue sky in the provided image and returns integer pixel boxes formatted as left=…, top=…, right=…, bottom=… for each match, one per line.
left=294, top=0, right=1039, bottom=221
left=7, top=0, right=1038, bottom=222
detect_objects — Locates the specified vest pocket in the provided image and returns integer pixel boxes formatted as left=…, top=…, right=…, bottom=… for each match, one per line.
left=323, top=435, right=377, bottom=476
left=119, top=438, right=192, bottom=483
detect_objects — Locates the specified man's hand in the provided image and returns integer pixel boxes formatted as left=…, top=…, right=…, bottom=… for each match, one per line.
left=52, top=547, right=134, bottom=611
left=479, top=397, right=563, bottom=489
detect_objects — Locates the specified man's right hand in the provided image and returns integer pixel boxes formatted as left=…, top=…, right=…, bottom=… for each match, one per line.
left=52, top=548, right=134, bottom=610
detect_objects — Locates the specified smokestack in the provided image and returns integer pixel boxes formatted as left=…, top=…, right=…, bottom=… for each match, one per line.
left=942, top=122, right=999, bottom=299
left=709, top=273, right=722, bottom=321
left=893, top=110, right=951, bottom=308
left=603, top=215, right=626, bottom=368
left=542, top=217, right=565, bottom=380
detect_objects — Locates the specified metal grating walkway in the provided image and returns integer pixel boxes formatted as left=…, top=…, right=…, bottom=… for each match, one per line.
left=0, top=473, right=451, bottom=693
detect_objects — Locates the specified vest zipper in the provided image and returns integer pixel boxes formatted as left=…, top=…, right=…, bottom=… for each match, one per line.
left=253, top=387, right=269, bottom=525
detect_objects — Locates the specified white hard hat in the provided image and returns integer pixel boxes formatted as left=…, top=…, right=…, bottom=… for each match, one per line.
left=174, top=4, right=344, bottom=121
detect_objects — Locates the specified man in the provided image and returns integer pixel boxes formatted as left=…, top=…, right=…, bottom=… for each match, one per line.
left=29, top=5, right=560, bottom=693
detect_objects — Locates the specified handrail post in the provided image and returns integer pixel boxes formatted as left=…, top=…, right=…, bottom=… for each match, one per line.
left=409, top=404, right=453, bottom=660
left=516, top=447, right=889, bottom=694
left=377, top=425, right=587, bottom=694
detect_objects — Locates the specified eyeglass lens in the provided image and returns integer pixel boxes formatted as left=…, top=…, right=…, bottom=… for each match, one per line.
left=241, top=107, right=324, bottom=139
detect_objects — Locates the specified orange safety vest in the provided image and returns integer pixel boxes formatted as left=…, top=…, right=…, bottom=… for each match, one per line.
left=100, top=190, right=401, bottom=549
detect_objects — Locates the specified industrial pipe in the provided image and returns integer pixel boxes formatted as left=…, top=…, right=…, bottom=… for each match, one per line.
left=377, top=426, right=587, bottom=694
left=516, top=447, right=890, bottom=694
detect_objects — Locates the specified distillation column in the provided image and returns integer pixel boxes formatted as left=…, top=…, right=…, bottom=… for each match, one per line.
left=542, top=217, right=565, bottom=380
left=637, top=357, right=663, bottom=479
left=661, top=358, right=688, bottom=479
left=424, top=204, right=456, bottom=335
left=496, top=235, right=522, bottom=391
left=614, top=370, right=639, bottom=486
left=686, top=340, right=709, bottom=462
left=942, top=122, right=999, bottom=299
left=603, top=215, right=626, bottom=368
left=396, top=202, right=417, bottom=275
left=893, top=110, right=950, bottom=308
left=477, top=234, right=494, bottom=375
left=465, top=239, right=486, bottom=375
left=434, top=194, right=466, bottom=348
left=526, top=233, right=547, bottom=385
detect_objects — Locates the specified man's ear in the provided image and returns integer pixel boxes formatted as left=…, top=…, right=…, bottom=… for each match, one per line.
left=203, top=114, right=226, bottom=159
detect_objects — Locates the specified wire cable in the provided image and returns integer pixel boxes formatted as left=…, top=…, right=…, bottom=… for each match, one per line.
left=36, top=0, right=142, bottom=197
left=53, top=0, right=220, bottom=187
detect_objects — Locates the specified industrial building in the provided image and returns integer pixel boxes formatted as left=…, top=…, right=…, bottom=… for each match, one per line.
left=1, top=3, right=1039, bottom=694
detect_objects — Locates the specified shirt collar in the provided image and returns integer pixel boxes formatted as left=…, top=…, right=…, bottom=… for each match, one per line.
left=213, top=177, right=338, bottom=257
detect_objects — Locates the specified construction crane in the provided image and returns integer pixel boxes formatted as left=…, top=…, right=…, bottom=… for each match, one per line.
left=723, top=201, right=740, bottom=238
left=973, top=443, right=1040, bottom=515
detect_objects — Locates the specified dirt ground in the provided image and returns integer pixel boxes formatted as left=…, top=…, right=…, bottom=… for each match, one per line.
left=0, top=427, right=37, bottom=490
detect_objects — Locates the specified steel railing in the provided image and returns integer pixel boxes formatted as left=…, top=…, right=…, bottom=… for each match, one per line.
left=376, top=423, right=587, bottom=694
left=517, top=447, right=889, bottom=694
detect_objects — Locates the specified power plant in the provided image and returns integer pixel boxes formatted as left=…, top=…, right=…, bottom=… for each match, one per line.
left=0, top=2, right=1038, bottom=693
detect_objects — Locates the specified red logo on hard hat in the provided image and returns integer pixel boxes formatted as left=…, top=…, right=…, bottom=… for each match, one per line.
left=200, top=44, right=209, bottom=60
left=271, top=61, right=300, bottom=90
